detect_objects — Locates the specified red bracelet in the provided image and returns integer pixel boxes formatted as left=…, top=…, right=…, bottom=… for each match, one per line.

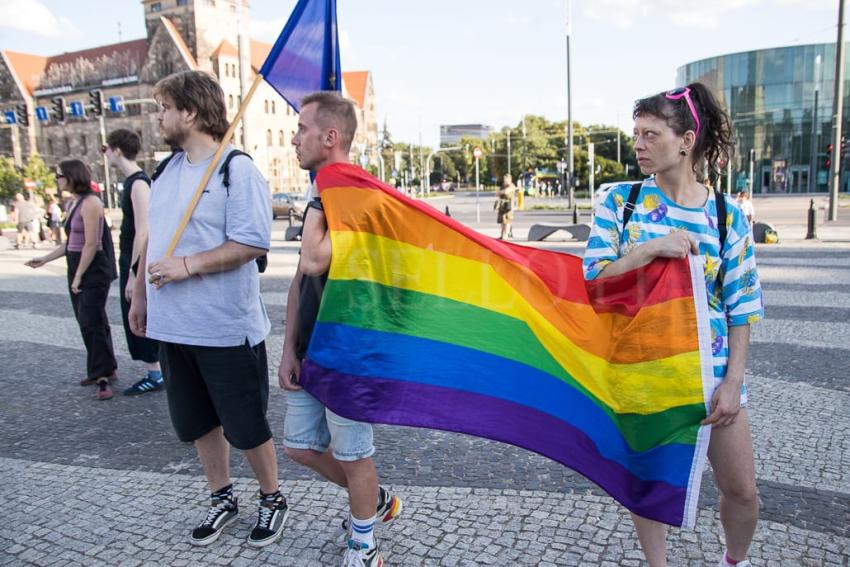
left=183, top=256, right=192, bottom=277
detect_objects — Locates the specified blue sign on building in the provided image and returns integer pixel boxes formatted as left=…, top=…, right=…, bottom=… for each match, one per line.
left=4, top=111, right=16, bottom=124
left=69, top=101, right=85, bottom=118
left=108, top=96, right=125, bottom=113
left=35, top=107, right=49, bottom=122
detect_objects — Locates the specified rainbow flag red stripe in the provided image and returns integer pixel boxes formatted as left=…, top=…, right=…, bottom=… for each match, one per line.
left=300, top=163, right=713, bottom=528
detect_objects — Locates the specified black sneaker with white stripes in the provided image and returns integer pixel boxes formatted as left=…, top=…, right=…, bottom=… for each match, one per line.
left=247, top=491, right=289, bottom=548
left=190, top=495, right=239, bottom=546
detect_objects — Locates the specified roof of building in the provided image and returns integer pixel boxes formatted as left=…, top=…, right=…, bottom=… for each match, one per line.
left=212, top=39, right=239, bottom=59
left=1, top=51, right=48, bottom=96
left=45, top=38, right=149, bottom=70
left=3, top=39, right=149, bottom=97
left=342, top=71, right=369, bottom=109
left=250, top=39, right=272, bottom=74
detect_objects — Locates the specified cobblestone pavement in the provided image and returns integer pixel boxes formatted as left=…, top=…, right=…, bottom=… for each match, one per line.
left=1, top=230, right=849, bottom=566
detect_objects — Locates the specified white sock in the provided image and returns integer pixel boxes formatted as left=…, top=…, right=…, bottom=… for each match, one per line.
left=350, top=513, right=376, bottom=549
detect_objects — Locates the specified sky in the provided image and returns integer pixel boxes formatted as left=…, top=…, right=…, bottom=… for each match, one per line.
left=0, top=0, right=841, bottom=147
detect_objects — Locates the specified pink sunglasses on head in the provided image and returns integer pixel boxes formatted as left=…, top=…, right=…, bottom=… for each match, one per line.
left=665, top=87, right=701, bottom=138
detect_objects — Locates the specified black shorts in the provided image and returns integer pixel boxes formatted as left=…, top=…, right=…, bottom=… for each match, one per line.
left=159, top=341, right=271, bottom=450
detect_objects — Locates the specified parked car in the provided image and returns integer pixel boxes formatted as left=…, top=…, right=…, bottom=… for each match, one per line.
left=271, top=193, right=306, bottom=220
left=592, top=180, right=643, bottom=210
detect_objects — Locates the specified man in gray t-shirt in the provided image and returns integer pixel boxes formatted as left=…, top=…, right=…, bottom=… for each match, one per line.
left=12, top=193, right=37, bottom=249
left=127, top=70, right=289, bottom=548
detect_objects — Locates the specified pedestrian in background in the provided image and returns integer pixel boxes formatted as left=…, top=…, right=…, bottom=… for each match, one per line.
left=495, top=174, right=516, bottom=240
left=736, top=190, right=755, bottom=228
left=47, top=198, right=63, bottom=244
left=26, top=160, right=118, bottom=401
left=103, top=129, right=164, bottom=396
left=584, top=82, right=762, bottom=567
left=11, top=193, right=37, bottom=249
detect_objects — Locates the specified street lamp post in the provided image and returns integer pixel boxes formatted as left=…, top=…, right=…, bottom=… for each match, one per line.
left=507, top=129, right=512, bottom=179
left=566, top=0, right=575, bottom=209
left=829, top=0, right=846, bottom=220
left=748, top=148, right=755, bottom=197
left=473, top=146, right=482, bottom=224
left=810, top=55, right=822, bottom=193
left=425, top=146, right=462, bottom=195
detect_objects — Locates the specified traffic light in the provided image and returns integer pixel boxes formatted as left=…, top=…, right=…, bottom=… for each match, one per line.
left=826, top=143, right=833, bottom=169
left=51, top=97, right=66, bottom=122
left=88, top=89, right=104, bottom=116
left=842, top=135, right=850, bottom=162
left=15, top=103, right=28, bottom=127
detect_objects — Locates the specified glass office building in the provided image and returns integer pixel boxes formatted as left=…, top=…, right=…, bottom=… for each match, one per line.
left=677, top=43, right=849, bottom=193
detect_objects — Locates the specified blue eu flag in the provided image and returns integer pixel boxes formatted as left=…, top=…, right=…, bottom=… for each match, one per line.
left=259, top=0, right=341, bottom=113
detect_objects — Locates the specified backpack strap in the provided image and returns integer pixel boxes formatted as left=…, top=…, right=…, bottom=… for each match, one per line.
left=622, top=182, right=642, bottom=229
left=151, top=150, right=181, bottom=182
left=714, top=190, right=728, bottom=252
left=219, top=149, right=252, bottom=189
left=217, top=149, right=265, bottom=272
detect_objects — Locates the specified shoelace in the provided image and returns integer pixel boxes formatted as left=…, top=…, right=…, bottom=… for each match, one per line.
left=341, top=547, right=367, bottom=567
left=256, top=503, right=274, bottom=529
left=201, top=500, right=231, bottom=527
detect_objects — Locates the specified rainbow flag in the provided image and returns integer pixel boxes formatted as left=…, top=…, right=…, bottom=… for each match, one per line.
left=300, top=163, right=714, bottom=528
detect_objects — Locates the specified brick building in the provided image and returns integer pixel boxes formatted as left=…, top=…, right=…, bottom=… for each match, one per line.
left=0, top=0, right=378, bottom=197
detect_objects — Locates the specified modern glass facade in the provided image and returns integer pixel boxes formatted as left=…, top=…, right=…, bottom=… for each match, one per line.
left=678, top=43, right=850, bottom=193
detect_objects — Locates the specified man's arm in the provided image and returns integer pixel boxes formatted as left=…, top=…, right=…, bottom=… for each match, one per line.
left=300, top=207, right=331, bottom=276
left=126, top=178, right=151, bottom=301
left=147, top=240, right=265, bottom=288
left=128, top=237, right=148, bottom=336
left=278, top=268, right=303, bottom=391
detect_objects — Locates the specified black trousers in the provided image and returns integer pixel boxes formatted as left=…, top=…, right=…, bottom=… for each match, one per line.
left=67, top=251, right=117, bottom=380
left=118, top=249, right=159, bottom=363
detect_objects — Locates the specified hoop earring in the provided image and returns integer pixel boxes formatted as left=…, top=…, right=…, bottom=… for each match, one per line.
left=679, top=149, right=688, bottom=156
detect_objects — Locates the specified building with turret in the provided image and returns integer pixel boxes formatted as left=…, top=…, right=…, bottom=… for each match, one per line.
left=0, top=0, right=378, bottom=197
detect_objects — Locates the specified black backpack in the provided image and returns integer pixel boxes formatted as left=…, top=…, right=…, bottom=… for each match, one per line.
left=151, top=149, right=268, bottom=273
left=622, top=182, right=727, bottom=251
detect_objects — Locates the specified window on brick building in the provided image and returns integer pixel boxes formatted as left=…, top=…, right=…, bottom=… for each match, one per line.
left=150, top=2, right=161, bottom=12
left=47, top=139, right=54, bottom=157
left=80, top=135, right=87, bottom=154
left=266, top=129, right=272, bottom=146
left=177, top=0, right=188, bottom=5
left=228, top=95, right=234, bottom=109
left=264, top=100, right=269, bottom=114
left=279, top=130, right=285, bottom=145
left=271, top=101, right=276, bottom=114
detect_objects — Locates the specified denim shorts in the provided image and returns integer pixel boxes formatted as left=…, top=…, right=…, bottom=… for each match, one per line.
left=283, top=389, right=375, bottom=461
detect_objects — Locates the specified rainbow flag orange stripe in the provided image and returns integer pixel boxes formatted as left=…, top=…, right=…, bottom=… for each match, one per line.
left=300, top=163, right=713, bottom=528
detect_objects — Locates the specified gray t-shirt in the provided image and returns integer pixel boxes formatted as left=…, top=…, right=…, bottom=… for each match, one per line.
left=146, top=148, right=272, bottom=347
left=15, top=201, right=37, bottom=223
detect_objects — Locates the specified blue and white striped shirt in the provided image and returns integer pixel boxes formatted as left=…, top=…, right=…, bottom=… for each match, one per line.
left=583, top=178, right=764, bottom=380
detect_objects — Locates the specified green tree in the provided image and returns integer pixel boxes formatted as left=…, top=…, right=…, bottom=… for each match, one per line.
left=22, top=154, right=55, bottom=199
left=0, top=157, right=23, bottom=203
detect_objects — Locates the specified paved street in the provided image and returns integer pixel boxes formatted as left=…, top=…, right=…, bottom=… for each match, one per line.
left=1, top=200, right=849, bottom=566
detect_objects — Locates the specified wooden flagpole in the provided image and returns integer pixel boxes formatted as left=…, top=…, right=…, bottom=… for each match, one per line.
left=164, top=73, right=265, bottom=257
